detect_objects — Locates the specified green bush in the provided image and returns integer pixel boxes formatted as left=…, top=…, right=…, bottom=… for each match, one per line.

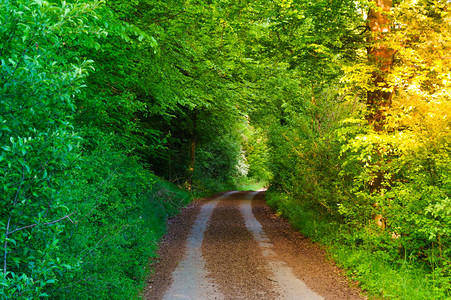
left=47, top=146, right=191, bottom=299
left=1, top=0, right=104, bottom=297
left=266, top=115, right=451, bottom=298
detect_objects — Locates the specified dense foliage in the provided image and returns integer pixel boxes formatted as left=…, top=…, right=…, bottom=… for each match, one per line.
left=1, top=0, right=266, bottom=298
left=1, top=0, right=184, bottom=298
left=1, top=0, right=450, bottom=299
left=259, top=0, right=451, bottom=298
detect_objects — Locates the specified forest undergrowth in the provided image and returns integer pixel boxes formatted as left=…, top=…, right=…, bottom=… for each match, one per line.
left=267, top=190, right=448, bottom=300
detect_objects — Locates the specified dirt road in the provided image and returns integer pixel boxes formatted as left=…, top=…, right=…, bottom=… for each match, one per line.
left=145, top=191, right=364, bottom=300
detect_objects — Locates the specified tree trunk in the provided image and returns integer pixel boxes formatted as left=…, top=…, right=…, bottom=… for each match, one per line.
left=367, top=0, right=394, bottom=132
left=367, top=0, right=394, bottom=229
left=186, top=110, right=197, bottom=190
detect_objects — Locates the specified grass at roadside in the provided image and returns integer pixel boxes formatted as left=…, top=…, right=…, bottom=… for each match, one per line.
left=265, top=190, right=443, bottom=300
left=132, top=177, right=192, bottom=298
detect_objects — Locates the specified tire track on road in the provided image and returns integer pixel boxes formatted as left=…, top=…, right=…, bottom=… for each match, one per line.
left=161, top=191, right=236, bottom=300
left=240, top=192, right=324, bottom=300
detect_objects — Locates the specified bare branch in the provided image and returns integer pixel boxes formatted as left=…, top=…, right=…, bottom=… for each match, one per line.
left=3, top=215, right=12, bottom=274
left=148, top=11, right=186, bottom=24
left=7, top=212, right=76, bottom=236
left=13, top=164, right=25, bottom=205
left=0, top=100, right=44, bottom=117
left=226, top=85, right=263, bottom=91
left=3, top=165, right=26, bottom=274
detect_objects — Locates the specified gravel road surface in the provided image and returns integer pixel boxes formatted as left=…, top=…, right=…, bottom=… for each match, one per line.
left=145, top=191, right=364, bottom=300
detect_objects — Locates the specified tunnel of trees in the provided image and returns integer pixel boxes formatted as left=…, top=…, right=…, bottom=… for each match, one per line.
left=1, top=0, right=450, bottom=298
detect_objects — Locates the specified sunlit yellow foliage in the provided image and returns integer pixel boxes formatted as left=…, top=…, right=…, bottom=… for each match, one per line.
left=387, top=0, right=451, bottom=149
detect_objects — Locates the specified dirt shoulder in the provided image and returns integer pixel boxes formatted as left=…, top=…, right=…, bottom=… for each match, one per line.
left=143, top=197, right=202, bottom=299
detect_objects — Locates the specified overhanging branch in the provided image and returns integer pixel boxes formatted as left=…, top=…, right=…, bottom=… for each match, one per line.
left=7, top=212, right=76, bottom=236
